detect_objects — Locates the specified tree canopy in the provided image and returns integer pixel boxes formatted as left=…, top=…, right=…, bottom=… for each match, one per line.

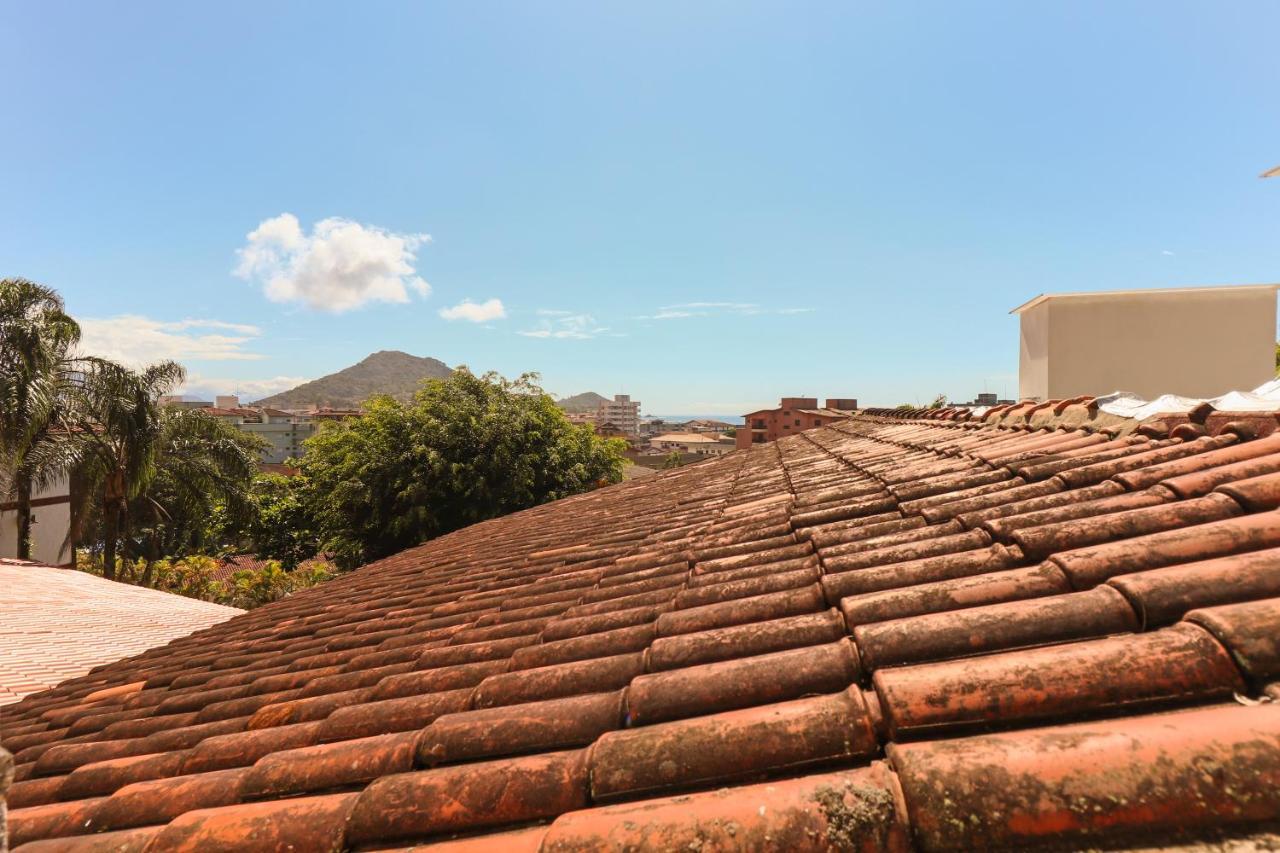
left=297, top=368, right=626, bottom=568
left=0, top=278, right=83, bottom=558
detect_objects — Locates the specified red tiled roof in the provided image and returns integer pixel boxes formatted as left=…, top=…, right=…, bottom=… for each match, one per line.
left=4, top=404, right=1280, bottom=849
left=0, top=560, right=242, bottom=708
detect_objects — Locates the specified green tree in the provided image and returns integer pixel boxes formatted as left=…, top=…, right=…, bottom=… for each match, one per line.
left=661, top=450, right=683, bottom=469
left=129, top=407, right=266, bottom=585
left=0, top=279, right=82, bottom=559
left=299, top=368, right=626, bottom=568
left=243, top=473, right=321, bottom=569
left=65, top=359, right=185, bottom=580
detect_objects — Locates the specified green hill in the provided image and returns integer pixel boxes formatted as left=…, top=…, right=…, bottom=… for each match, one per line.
left=555, top=391, right=609, bottom=413
left=253, top=350, right=453, bottom=410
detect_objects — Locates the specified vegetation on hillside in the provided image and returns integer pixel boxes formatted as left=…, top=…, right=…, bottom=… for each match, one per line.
left=254, top=350, right=452, bottom=409
left=554, top=390, right=609, bottom=412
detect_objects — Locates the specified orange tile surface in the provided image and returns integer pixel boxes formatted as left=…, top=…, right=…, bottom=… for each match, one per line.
left=3, top=403, right=1280, bottom=850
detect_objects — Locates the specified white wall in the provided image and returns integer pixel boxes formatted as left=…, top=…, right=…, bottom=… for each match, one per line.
left=0, top=475, right=72, bottom=565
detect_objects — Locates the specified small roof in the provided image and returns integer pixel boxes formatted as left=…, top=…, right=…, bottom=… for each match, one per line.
left=0, top=559, right=241, bottom=706
left=1010, top=282, right=1279, bottom=314
left=651, top=432, right=724, bottom=443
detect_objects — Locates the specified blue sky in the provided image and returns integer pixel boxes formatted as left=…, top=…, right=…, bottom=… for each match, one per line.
left=4, top=2, right=1278, bottom=413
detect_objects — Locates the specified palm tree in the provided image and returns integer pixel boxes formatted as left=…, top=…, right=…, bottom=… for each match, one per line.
left=0, top=279, right=81, bottom=559
left=131, top=407, right=266, bottom=586
left=68, top=359, right=185, bottom=580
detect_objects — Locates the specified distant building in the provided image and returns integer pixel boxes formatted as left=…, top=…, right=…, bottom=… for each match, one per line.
left=596, top=395, right=641, bottom=436
left=238, top=409, right=317, bottom=464
left=1012, top=284, right=1278, bottom=401
left=184, top=395, right=319, bottom=465
left=975, top=392, right=998, bottom=406
left=0, top=473, right=72, bottom=566
left=564, top=412, right=597, bottom=428
left=303, top=406, right=363, bottom=422
left=639, top=418, right=676, bottom=436
left=157, top=395, right=213, bottom=410
left=683, top=419, right=736, bottom=434
left=649, top=432, right=735, bottom=456
left=737, top=397, right=854, bottom=449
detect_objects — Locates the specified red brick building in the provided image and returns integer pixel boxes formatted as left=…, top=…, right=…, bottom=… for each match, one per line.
left=737, top=397, right=857, bottom=448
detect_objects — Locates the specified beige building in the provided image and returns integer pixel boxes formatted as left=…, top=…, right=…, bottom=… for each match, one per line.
left=649, top=432, right=735, bottom=456
left=596, top=394, right=641, bottom=436
left=1012, top=284, right=1278, bottom=401
left=189, top=396, right=318, bottom=464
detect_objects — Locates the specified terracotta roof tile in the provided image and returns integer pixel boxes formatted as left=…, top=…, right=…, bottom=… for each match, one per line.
left=5, top=412, right=1280, bottom=849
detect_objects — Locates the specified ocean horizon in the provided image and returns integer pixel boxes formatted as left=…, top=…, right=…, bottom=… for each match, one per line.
left=644, top=414, right=746, bottom=425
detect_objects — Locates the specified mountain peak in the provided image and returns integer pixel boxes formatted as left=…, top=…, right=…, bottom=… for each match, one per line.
left=555, top=391, right=610, bottom=413
left=253, top=352, right=454, bottom=409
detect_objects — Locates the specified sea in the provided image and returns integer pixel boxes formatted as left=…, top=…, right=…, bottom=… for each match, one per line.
left=645, top=414, right=746, bottom=425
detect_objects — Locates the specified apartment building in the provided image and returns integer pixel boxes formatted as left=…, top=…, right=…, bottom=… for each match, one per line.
left=737, top=397, right=857, bottom=449
left=596, top=394, right=641, bottom=436
left=188, top=397, right=318, bottom=464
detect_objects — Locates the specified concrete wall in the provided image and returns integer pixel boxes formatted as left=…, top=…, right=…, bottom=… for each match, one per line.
left=0, top=475, right=72, bottom=565
left=1018, top=287, right=1277, bottom=400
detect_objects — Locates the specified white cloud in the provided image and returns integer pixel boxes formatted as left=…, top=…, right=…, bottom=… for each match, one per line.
left=519, top=312, right=609, bottom=339
left=662, top=302, right=759, bottom=311
left=78, top=316, right=264, bottom=366
left=235, top=213, right=432, bottom=313
left=1161, top=249, right=1175, bottom=256
left=178, top=373, right=309, bottom=402
left=638, top=310, right=702, bottom=320
left=438, top=298, right=506, bottom=323
left=637, top=302, right=809, bottom=320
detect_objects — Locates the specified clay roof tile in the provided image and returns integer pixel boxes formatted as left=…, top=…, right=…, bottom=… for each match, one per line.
left=7, top=412, right=1280, bottom=849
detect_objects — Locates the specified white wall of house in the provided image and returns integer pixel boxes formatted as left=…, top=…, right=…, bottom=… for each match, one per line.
left=0, top=474, right=72, bottom=566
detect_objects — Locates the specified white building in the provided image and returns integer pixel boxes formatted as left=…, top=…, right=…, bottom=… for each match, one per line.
left=1, top=473, right=73, bottom=566
left=238, top=409, right=317, bottom=464
left=596, top=395, right=641, bottom=436
left=188, top=396, right=318, bottom=465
